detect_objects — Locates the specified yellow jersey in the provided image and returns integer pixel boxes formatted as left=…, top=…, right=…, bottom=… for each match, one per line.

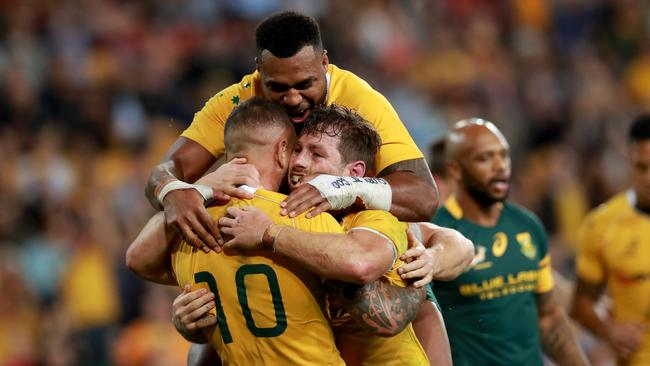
left=576, top=191, right=650, bottom=366
left=181, top=64, right=423, bottom=174
left=172, top=188, right=345, bottom=366
left=336, top=210, right=429, bottom=366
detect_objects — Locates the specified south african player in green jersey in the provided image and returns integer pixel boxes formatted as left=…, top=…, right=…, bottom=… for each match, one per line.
left=431, top=119, right=588, bottom=366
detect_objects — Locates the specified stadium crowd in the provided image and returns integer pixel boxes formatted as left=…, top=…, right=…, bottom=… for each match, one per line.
left=0, top=0, right=648, bottom=365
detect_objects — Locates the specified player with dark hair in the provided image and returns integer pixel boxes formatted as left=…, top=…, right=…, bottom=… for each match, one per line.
left=431, top=119, right=588, bottom=366
left=144, top=11, right=438, bottom=254
left=571, top=114, right=650, bottom=365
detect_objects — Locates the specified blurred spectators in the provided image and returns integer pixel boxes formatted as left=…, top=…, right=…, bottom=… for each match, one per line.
left=1, top=0, right=648, bottom=364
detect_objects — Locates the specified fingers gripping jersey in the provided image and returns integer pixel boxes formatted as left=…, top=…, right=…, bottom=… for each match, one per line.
left=181, top=64, right=423, bottom=174
left=172, top=189, right=345, bottom=366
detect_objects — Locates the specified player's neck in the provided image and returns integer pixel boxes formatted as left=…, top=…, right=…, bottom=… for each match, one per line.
left=256, top=168, right=282, bottom=192
left=456, top=189, right=503, bottom=227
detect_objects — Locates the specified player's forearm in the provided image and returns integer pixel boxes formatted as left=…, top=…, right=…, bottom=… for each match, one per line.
left=273, top=229, right=389, bottom=284
left=571, top=292, right=610, bottom=341
left=145, top=138, right=218, bottom=210
left=425, top=227, right=474, bottom=281
left=539, top=303, right=589, bottom=366
left=172, top=316, right=210, bottom=344
left=125, top=212, right=178, bottom=285
left=188, top=343, right=221, bottom=366
left=146, top=160, right=182, bottom=210
left=345, top=280, right=427, bottom=337
left=379, top=159, right=438, bottom=222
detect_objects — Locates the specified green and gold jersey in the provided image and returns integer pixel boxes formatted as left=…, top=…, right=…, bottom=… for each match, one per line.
left=180, top=64, right=423, bottom=175
left=432, top=197, right=554, bottom=366
left=172, top=189, right=345, bottom=366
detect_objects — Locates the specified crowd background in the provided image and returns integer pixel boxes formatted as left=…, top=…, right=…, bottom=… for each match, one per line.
left=0, top=0, right=647, bottom=365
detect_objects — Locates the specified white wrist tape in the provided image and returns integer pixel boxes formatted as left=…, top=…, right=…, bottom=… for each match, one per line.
left=307, top=174, right=392, bottom=211
left=157, top=180, right=214, bottom=205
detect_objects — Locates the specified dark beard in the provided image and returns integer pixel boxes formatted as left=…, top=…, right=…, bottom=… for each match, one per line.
left=464, top=173, right=507, bottom=209
left=466, top=183, right=503, bottom=208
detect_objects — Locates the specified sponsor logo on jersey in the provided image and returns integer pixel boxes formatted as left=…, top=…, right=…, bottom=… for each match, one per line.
left=516, top=232, right=537, bottom=259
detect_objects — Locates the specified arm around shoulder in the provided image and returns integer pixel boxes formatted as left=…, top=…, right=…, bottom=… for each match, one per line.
left=379, top=158, right=439, bottom=222
left=415, top=222, right=474, bottom=281
left=125, top=212, right=179, bottom=285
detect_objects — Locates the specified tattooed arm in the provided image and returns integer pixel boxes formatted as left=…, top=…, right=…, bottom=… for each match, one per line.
left=329, top=279, right=427, bottom=337
left=536, top=290, right=589, bottom=366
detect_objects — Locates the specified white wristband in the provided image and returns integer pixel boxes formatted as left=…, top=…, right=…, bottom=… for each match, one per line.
left=157, top=180, right=214, bottom=205
left=307, top=174, right=392, bottom=211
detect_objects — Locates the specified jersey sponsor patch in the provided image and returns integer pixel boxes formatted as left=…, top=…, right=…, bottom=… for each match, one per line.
left=516, top=232, right=537, bottom=259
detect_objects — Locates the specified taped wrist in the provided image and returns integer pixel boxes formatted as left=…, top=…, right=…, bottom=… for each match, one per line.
left=306, top=174, right=392, bottom=211
left=157, top=180, right=214, bottom=205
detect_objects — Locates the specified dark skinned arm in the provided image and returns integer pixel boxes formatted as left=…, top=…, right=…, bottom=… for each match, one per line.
left=145, top=137, right=259, bottom=251
left=571, top=278, right=609, bottom=340
left=145, top=138, right=221, bottom=251
left=537, top=290, right=589, bottom=366
left=572, top=277, right=647, bottom=360
left=187, top=343, right=221, bottom=366
left=378, top=157, right=439, bottom=222
left=145, top=137, right=217, bottom=210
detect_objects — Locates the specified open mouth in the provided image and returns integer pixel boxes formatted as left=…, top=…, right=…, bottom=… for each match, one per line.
left=289, top=109, right=310, bottom=123
left=289, top=174, right=303, bottom=185
left=289, top=172, right=305, bottom=187
left=489, top=179, right=510, bottom=192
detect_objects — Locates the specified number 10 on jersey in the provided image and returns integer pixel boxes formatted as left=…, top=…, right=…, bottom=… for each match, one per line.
left=194, top=264, right=287, bottom=343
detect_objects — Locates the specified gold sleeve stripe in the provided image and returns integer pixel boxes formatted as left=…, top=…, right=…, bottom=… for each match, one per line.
left=539, top=254, right=551, bottom=267
left=536, top=255, right=555, bottom=293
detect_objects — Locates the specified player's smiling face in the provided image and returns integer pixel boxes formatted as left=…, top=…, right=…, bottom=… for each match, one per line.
left=288, top=132, right=347, bottom=190
left=258, top=46, right=329, bottom=124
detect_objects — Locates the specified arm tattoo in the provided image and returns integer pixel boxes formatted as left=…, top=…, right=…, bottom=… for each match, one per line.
left=537, top=291, right=588, bottom=366
left=340, top=280, right=427, bottom=337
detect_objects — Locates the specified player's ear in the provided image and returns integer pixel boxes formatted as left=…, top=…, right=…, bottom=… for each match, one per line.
left=275, top=138, right=289, bottom=170
left=321, top=49, right=329, bottom=70
left=345, top=160, right=366, bottom=177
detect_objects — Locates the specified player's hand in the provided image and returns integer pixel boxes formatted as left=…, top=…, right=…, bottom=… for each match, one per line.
left=172, top=285, right=217, bottom=335
left=195, top=158, right=260, bottom=202
left=607, top=322, right=648, bottom=360
left=219, top=206, right=272, bottom=250
left=163, top=188, right=222, bottom=253
left=281, top=181, right=331, bottom=218
left=397, top=228, right=436, bottom=288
